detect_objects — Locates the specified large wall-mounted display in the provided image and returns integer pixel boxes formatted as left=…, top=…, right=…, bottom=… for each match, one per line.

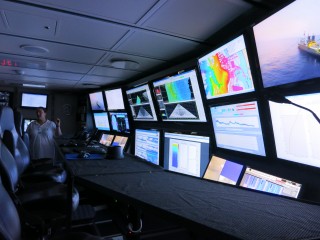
left=153, top=69, right=207, bottom=122
left=198, top=35, right=254, bottom=99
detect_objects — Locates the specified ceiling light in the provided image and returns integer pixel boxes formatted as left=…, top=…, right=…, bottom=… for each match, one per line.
left=110, top=59, right=139, bottom=70
left=23, top=83, right=46, bottom=88
left=20, top=45, right=49, bottom=54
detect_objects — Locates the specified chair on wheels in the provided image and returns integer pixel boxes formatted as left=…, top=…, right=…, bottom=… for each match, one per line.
left=0, top=175, right=117, bottom=240
left=0, top=106, right=67, bottom=184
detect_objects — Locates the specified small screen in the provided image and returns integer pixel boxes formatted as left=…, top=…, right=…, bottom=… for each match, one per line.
left=126, top=84, right=157, bottom=121
left=89, top=91, right=106, bottom=111
left=135, top=129, right=160, bottom=165
left=112, top=136, right=128, bottom=149
left=269, top=92, right=320, bottom=168
left=203, top=155, right=243, bottom=185
left=240, top=167, right=302, bottom=199
left=153, top=69, right=207, bottom=122
left=109, top=112, right=130, bottom=133
left=254, top=0, right=320, bottom=88
left=210, top=101, right=266, bottom=156
left=198, top=35, right=254, bottom=99
left=0, top=91, right=10, bottom=106
left=163, top=132, right=210, bottom=177
left=105, top=88, right=125, bottom=110
left=99, top=133, right=114, bottom=146
left=93, top=112, right=110, bottom=131
left=21, top=93, right=47, bottom=108
left=23, top=118, right=35, bottom=132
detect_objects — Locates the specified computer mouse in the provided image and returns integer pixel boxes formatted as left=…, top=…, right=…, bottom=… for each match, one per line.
left=78, top=151, right=90, bottom=159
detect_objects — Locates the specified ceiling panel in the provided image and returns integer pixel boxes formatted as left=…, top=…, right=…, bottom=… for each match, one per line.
left=18, top=0, right=160, bottom=24
left=56, top=15, right=130, bottom=49
left=116, top=30, right=199, bottom=60
left=0, top=34, right=106, bottom=64
left=80, top=75, right=125, bottom=85
left=141, top=0, right=252, bottom=40
left=90, top=66, right=140, bottom=79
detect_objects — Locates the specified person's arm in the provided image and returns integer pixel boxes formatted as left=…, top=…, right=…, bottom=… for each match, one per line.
left=55, top=118, right=62, bottom=136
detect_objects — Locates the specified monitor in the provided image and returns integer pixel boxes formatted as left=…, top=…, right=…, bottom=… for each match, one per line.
left=109, top=112, right=130, bottom=133
left=112, top=135, right=128, bottom=149
left=240, top=167, right=302, bottom=199
left=203, top=155, right=243, bottom=185
left=0, top=91, right=11, bottom=107
left=23, top=118, right=35, bottom=132
left=254, top=0, right=320, bottom=88
left=163, top=132, right=210, bottom=177
left=126, top=84, right=157, bottom=121
left=93, top=112, right=110, bottom=131
left=104, top=88, right=125, bottom=110
left=269, top=92, right=320, bottom=168
left=135, top=129, right=160, bottom=165
left=99, top=133, right=114, bottom=146
left=153, top=69, right=207, bottom=122
left=89, top=91, right=106, bottom=111
left=210, top=101, right=266, bottom=156
left=198, top=35, right=254, bottom=99
left=21, top=93, right=47, bottom=108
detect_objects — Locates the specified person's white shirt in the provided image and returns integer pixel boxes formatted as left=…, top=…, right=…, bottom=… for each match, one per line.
left=26, top=119, right=57, bottom=159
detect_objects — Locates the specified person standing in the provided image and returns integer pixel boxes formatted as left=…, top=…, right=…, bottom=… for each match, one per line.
left=26, top=107, right=62, bottom=160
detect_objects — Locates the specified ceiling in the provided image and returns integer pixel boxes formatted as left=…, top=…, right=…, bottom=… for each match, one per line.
left=0, top=0, right=291, bottom=91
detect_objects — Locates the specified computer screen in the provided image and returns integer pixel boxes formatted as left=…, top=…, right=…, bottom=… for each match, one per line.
left=198, top=35, right=254, bottom=99
left=89, top=91, right=106, bottom=111
left=254, top=0, right=320, bottom=88
left=203, top=155, right=243, bottom=185
left=163, top=132, right=210, bottom=177
left=153, top=69, right=207, bottom=122
left=104, top=88, right=125, bottom=110
left=93, top=112, right=110, bottom=131
left=126, top=84, right=157, bottom=121
left=239, top=167, right=302, bottom=199
left=109, top=112, right=130, bottom=133
left=135, top=129, right=160, bottom=165
left=23, top=118, right=35, bottom=132
left=269, top=92, right=320, bottom=168
left=112, top=135, right=128, bottom=149
left=99, top=133, right=114, bottom=146
left=210, top=101, right=266, bottom=156
left=21, top=93, right=47, bottom=108
left=0, top=91, right=10, bottom=107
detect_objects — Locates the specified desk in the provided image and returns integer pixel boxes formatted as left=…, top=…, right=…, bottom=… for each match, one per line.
left=66, top=155, right=320, bottom=240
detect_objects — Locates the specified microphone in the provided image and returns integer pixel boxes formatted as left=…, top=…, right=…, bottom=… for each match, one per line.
left=269, top=94, right=320, bottom=124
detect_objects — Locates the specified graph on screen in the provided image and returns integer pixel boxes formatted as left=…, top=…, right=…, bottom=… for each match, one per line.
left=126, top=84, right=157, bottom=121
left=240, top=167, right=302, bottom=199
left=163, top=132, right=210, bottom=177
left=269, top=92, right=320, bottom=168
left=93, top=112, right=110, bottom=131
left=203, top=155, right=243, bottom=185
left=210, top=101, right=266, bottom=156
left=135, top=129, right=160, bottom=165
left=153, top=69, right=206, bottom=122
left=89, top=91, right=106, bottom=111
left=198, top=35, right=254, bottom=99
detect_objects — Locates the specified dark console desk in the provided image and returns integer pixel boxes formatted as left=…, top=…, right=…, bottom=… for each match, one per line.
left=64, top=153, right=320, bottom=240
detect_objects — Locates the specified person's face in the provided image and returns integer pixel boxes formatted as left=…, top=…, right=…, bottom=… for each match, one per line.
left=36, top=108, right=46, bottom=120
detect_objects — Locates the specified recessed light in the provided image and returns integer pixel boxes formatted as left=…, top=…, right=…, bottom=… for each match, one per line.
left=23, top=83, right=46, bottom=88
left=110, top=59, right=139, bottom=70
left=20, top=45, right=49, bottom=54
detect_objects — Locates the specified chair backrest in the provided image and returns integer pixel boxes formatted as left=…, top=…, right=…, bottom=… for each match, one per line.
left=0, top=106, right=30, bottom=175
left=0, top=177, right=21, bottom=240
left=13, top=109, right=23, bottom=138
left=0, top=139, right=20, bottom=193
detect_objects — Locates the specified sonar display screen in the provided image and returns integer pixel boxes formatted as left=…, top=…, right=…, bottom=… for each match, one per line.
left=126, top=84, right=157, bottom=121
left=198, top=35, right=254, bottom=99
left=153, top=69, right=206, bottom=122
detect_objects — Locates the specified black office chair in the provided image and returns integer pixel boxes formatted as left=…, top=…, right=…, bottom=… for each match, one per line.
left=0, top=106, right=67, bottom=184
left=0, top=175, right=115, bottom=240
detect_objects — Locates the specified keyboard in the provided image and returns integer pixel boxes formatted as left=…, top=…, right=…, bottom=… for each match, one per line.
left=75, top=144, right=107, bottom=154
